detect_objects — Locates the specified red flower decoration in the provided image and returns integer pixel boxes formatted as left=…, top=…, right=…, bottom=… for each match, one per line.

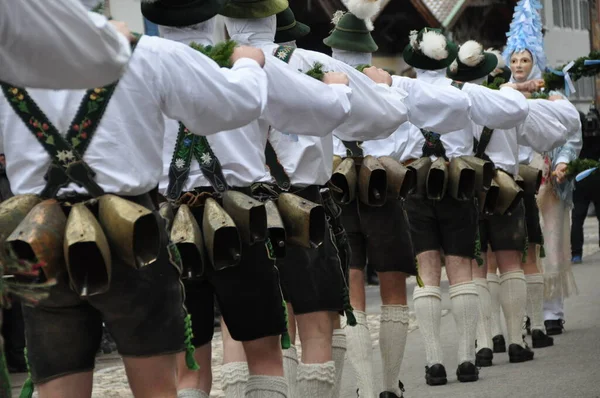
left=73, top=124, right=79, bottom=131
left=42, top=123, right=49, bottom=130
left=80, top=133, right=88, bottom=139
left=33, top=121, right=38, bottom=128
left=36, top=132, right=44, bottom=138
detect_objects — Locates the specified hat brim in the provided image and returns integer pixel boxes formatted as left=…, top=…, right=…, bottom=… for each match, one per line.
left=447, top=52, right=499, bottom=82
left=141, top=0, right=229, bottom=26
left=220, top=0, right=289, bottom=19
left=275, top=21, right=310, bottom=43
left=323, top=31, right=378, bottom=53
left=403, top=41, right=458, bottom=70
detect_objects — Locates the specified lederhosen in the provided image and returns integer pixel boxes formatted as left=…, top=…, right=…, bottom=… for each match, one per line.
left=0, top=36, right=190, bottom=385
left=266, top=45, right=355, bottom=318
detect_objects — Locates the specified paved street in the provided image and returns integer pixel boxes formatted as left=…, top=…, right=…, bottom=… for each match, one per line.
left=10, top=218, right=600, bottom=397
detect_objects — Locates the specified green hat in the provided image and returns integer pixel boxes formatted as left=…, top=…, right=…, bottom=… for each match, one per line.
left=446, top=41, right=498, bottom=82
left=323, top=12, right=378, bottom=53
left=141, top=0, right=229, bottom=26
left=220, top=0, right=289, bottom=19
left=403, top=28, right=458, bottom=70
left=275, top=7, right=310, bottom=43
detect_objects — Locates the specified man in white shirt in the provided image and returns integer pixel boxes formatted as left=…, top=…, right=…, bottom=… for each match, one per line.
left=0, top=0, right=134, bottom=89
left=0, top=2, right=269, bottom=393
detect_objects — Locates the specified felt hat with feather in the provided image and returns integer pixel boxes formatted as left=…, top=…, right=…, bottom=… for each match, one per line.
left=323, top=0, right=380, bottom=53
left=447, top=40, right=499, bottom=82
left=141, top=0, right=230, bottom=26
left=403, top=28, right=458, bottom=70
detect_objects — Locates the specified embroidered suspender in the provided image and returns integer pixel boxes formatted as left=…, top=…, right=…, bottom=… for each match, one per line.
left=166, top=123, right=229, bottom=200
left=474, top=127, right=494, bottom=160
left=273, top=45, right=296, bottom=63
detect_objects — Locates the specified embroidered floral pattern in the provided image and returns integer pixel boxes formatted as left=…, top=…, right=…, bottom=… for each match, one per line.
left=273, top=46, right=295, bottom=63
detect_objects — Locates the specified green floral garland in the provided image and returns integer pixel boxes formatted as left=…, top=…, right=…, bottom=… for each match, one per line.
left=565, top=158, right=600, bottom=178
left=483, top=77, right=506, bottom=90
left=189, top=41, right=237, bottom=68
left=543, top=50, right=600, bottom=91
left=305, top=62, right=326, bottom=81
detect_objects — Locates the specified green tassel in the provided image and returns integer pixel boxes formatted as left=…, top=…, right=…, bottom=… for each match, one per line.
left=0, top=349, right=11, bottom=397
left=474, top=229, right=484, bottom=266
left=19, top=348, right=33, bottom=398
left=540, top=245, right=546, bottom=258
left=522, top=235, right=529, bottom=263
left=415, top=257, right=424, bottom=288
left=341, top=284, right=357, bottom=326
left=183, top=315, right=200, bottom=371
left=280, top=299, right=291, bottom=349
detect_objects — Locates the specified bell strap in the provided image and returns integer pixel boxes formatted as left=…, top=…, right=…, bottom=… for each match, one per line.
left=167, top=123, right=229, bottom=200
left=340, top=140, right=364, bottom=158
left=273, top=45, right=296, bottom=63
left=420, top=129, right=448, bottom=160
left=474, top=126, right=494, bottom=160
left=265, top=133, right=291, bottom=191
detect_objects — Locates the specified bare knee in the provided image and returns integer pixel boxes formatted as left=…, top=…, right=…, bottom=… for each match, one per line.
left=296, top=311, right=334, bottom=363
left=445, top=255, right=472, bottom=285
left=349, top=269, right=366, bottom=311
left=37, top=372, right=94, bottom=398
left=123, top=354, right=178, bottom=398
left=242, top=336, right=284, bottom=376
left=379, top=272, right=408, bottom=305
left=416, top=251, right=442, bottom=286
left=495, top=250, right=522, bottom=274
left=176, top=345, right=212, bottom=393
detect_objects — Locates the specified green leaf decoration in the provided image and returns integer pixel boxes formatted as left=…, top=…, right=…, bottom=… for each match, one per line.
left=17, top=102, right=29, bottom=114
left=355, top=64, right=372, bottom=73
left=71, top=137, right=81, bottom=148
left=543, top=50, right=600, bottom=91
left=305, top=62, right=325, bottom=81
left=87, top=101, right=99, bottom=113
left=190, top=40, right=236, bottom=69
left=45, top=136, right=55, bottom=145
left=530, top=91, right=549, bottom=99
left=483, top=77, right=506, bottom=90
left=565, top=158, right=600, bottom=178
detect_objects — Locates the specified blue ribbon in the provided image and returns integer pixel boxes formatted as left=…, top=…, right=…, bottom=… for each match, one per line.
left=584, top=60, right=600, bottom=66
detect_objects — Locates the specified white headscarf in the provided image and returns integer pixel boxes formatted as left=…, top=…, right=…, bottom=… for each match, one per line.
left=331, top=49, right=372, bottom=67
left=224, top=16, right=276, bottom=46
left=158, top=18, right=217, bottom=46
left=508, top=50, right=542, bottom=83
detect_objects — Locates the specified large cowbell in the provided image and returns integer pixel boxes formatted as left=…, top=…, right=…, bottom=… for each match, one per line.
left=359, top=155, right=387, bottom=206
left=329, top=157, right=357, bottom=205
left=518, top=164, right=542, bottom=195
left=202, top=198, right=241, bottom=270
left=447, top=157, right=476, bottom=201
left=461, top=156, right=494, bottom=192
left=479, top=180, right=500, bottom=215
left=277, top=193, right=325, bottom=249
left=171, top=204, right=204, bottom=279
left=378, top=156, right=415, bottom=200
left=98, top=195, right=160, bottom=269
left=408, top=157, right=432, bottom=195
left=222, top=190, right=267, bottom=245
left=159, top=201, right=176, bottom=231
left=64, top=203, right=111, bottom=297
left=426, top=158, right=448, bottom=200
left=0, top=195, right=42, bottom=246
left=6, top=199, right=67, bottom=281
left=265, top=200, right=286, bottom=258
left=493, top=171, right=523, bottom=216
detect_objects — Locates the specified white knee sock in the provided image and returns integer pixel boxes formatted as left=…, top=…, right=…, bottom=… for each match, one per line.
left=449, top=282, right=479, bottom=364
left=487, top=272, right=503, bottom=337
left=380, top=305, right=409, bottom=396
left=296, top=361, right=335, bottom=397
left=344, top=310, right=374, bottom=398
left=222, top=362, right=249, bottom=398
left=526, top=274, right=545, bottom=331
left=413, top=285, right=443, bottom=366
left=282, top=346, right=298, bottom=398
left=178, top=389, right=209, bottom=398
left=499, top=270, right=527, bottom=347
left=474, top=278, right=493, bottom=350
left=245, top=375, right=288, bottom=398
left=331, top=329, right=346, bottom=398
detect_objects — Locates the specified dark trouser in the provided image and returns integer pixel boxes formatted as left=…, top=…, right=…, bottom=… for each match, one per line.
left=570, top=175, right=600, bottom=257
left=2, top=296, right=26, bottom=369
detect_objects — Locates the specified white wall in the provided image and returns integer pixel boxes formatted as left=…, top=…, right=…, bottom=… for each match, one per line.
left=108, top=0, right=145, bottom=33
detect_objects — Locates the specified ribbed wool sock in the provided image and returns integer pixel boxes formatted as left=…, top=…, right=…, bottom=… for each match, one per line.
left=344, top=310, right=374, bottom=398
left=499, top=270, right=527, bottom=346
left=221, top=362, right=249, bottom=398
left=331, top=329, right=346, bottom=398
left=245, top=375, right=288, bottom=398
left=380, top=305, right=409, bottom=396
left=282, top=346, right=298, bottom=398
left=296, top=361, right=335, bottom=397
left=487, top=272, right=504, bottom=337
left=177, top=389, right=209, bottom=398
left=413, top=285, right=443, bottom=366
left=449, top=282, right=479, bottom=364
left=474, top=278, right=493, bottom=349
left=526, top=273, right=545, bottom=331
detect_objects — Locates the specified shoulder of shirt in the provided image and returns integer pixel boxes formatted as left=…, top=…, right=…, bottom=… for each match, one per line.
left=136, top=35, right=192, bottom=58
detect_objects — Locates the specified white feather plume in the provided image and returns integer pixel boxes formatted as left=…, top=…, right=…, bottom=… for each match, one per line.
left=344, top=0, right=380, bottom=31
left=487, top=48, right=505, bottom=69
left=331, top=10, right=346, bottom=26
left=458, top=40, right=484, bottom=67
left=420, top=30, right=448, bottom=60
left=409, top=30, right=419, bottom=50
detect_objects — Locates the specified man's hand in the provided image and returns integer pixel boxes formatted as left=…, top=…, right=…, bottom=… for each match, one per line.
left=553, top=162, right=568, bottom=183
left=109, top=21, right=134, bottom=42
left=363, top=66, right=392, bottom=86
left=323, top=72, right=349, bottom=86
left=230, top=46, right=265, bottom=68
left=549, top=94, right=564, bottom=101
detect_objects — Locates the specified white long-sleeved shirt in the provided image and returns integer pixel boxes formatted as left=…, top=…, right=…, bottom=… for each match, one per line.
left=0, top=36, right=267, bottom=196
left=402, top=69, right=529, bottom=161
left=0, top=2, right=131, bottom=89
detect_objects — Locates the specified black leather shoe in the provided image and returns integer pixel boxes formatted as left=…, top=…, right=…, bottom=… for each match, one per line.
left=492, top=335, right=506, bottom=353
left=475, top=348, right=493, bottom=367
left=425, top=364, right=447, bottom=386
left=545, top=319, right=564, bottom=335
left=525, top=316, right=531, bottom=335
left=456, top=361, right=479, bottom=382
left=508, top=343, right=534, bottom=363
left=379, top=381, right=405, bottom=397
left=531, top=329, right=554, bottom=348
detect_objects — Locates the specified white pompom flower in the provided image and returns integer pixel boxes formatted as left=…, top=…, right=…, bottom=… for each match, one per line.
left=458, top=40, right=484, bottom=67
left=420, top=30, right=448, bottom=60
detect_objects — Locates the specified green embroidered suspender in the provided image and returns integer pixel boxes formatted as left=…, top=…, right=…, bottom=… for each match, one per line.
left=166, top=123, right=228, bottom=200
left=0, top=38, right=140, bottom=199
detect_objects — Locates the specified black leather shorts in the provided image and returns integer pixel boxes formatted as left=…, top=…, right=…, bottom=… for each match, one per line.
left=479, top=199, right=527, bottom=252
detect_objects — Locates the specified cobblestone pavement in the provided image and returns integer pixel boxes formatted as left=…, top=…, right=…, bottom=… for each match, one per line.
left=11, top=218, right=599, bottom=397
